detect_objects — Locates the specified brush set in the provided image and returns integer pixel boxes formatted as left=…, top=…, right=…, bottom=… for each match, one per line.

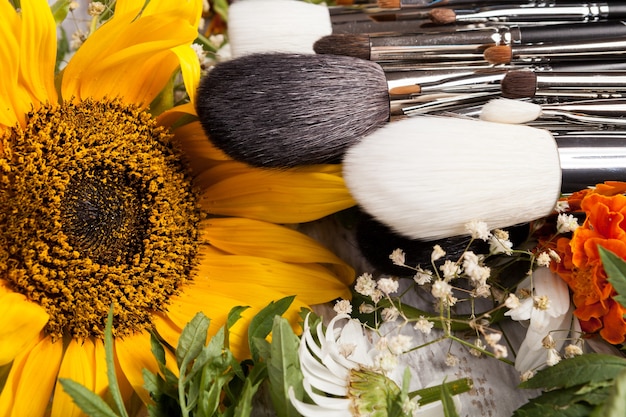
left=196, top=0, right=626, bottom=251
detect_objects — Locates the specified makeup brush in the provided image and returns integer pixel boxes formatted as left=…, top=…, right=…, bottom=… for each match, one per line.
left=315, top=21, right=626, bottom=61
left=195, top=53, right=390, bottom=168
left=227, top=0, right=332, bottom=57
left=345, top=115, right=626, bottom=239
left=499, top=70, right=626, bottom=99
left=480, top=97, right=626, bottom=126
left=484, top=38, right=626, bottom=65
left=377, top=0, right=529, bottom=9
left=429, top=3, right=626, bottom=24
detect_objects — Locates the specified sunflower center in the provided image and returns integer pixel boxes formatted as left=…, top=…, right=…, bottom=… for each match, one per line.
left=0, top=99, right=200, bottom=340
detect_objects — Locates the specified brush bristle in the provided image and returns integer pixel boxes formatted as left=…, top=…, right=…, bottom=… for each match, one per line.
left=483, top=45, right=512, bottom=65
left=313, top=34, right=371, bottom=60
left=429, top=8, right=456, bottom=24
left=196, top=53, right=390, bottom=167
left=228, top=0, right=332, bottom=57
left=377, top=0, right=400, bottom=8
left=501, top=71, right=538, bottom=99
left=480, top=98, right=542, bottom=124
left=343, top=116, right=561, bottom=240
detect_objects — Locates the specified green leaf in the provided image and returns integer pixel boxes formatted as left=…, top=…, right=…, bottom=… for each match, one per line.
left=58, top=379, right=120, bottom=417
left=176, top=312, right=210, bottom=373
left=104, top=306, right=130, bottom=417
left=594, top=368, right=626, bottom=417
left=50, top=0, right=72, bottom=24
left=599, top=246, right=626, bottom=307
left=233, top=376, right=264, bottom=417
left=410, top=378, right=473, bottom=405
left=227, top=305, right=250, bottom=329
left=266, top=315, right=303, bottom=417
left=513, top=401, right=593, bottom=417
left=519, top=354, right=626, bottom=390
left=248, top=296, right=295, bottom=362
left=440, top=377, right=459, bottom=417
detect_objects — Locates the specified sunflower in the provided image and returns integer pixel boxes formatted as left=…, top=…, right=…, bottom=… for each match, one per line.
left=0, top=0, right=356, bottom=415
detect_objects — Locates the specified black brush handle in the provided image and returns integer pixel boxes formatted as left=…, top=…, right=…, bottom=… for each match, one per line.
left=608, top=3, right=626, bottom=18
left=516, top=21, right=626, bottom=44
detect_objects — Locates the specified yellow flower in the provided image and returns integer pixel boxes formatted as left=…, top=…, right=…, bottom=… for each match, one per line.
left=0, top=0, right=356, bottom=415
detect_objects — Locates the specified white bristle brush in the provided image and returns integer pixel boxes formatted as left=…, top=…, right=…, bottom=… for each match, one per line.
left=480, top=98, right=626, bottom=126
left=342, top=116, right=562, bottom=240
left=228, top=0, right=332, bottom=57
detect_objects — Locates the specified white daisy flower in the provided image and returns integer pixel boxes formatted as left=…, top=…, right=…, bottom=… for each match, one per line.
left=289, top=314, right=448, bottom=416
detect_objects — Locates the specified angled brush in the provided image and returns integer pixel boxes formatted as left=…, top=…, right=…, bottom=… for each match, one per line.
left=343, top=115, right=626, bottom=239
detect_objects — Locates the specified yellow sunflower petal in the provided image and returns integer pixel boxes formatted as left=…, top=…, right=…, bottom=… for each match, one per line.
left=165, top=279, right=309, bottom=358
left=0, top=285, right=49, bottom=365
left=0, top=0, right=57, bottom=128
left=196, top=252, right=351, bottom=304
left=62, top=13, right=198, bottom=106
left=51, top=338, right=108, bottom=417
left=116, top=331, right=178, bottom=404
left=18, top=0, right=58, bottom=107
left=201, top=217, right=354, bottom=285
left=0, top=336, right=63, bottom=417
left=199, top=162, right=356, bottom=224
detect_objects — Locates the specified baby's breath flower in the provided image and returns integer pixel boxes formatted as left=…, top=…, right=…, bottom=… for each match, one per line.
left=490, top=229, right=513, bottom=255
left=431, top=280, right=453, bottom=300
left=473, top=284, right=491, bottom=298
left=355, top=273, right=377, bottom=297
left=414, top=267, right=433, bottom=285
left=359, top=303, right=376, bottom=314
left=546, top=348, right=562, bottom=366
left=484, top=332, right=502, bottom=347
left=548, top=248, right=561, bottom=263
left=465, top=220, right=492, bottom=241
left=414, top=316, right=434, bottom=335
left=69, top=1, right=79, bottom=10
left=520, top=370, right=535, bottom=382
left=71, top=30, right=87, bottom=50
left=535, top=251, right=552, bottom=267
left=534, top=295, right=551, bottom=311
left=555, top=200, right=570, bottom=213
left=334, top=299, right=353, bottom=315
left=388, top=334, right=413, bottom=355
left=493, top=344, right=508, bottom=359
left=87, top=1, right=106, bottom=16
left=381, top=306, right=400, bottom=322
left=542, top=334, right=556, bottom=349
left=505, top=293, right=521, bottom=310
left=445, top=353, right=460, bottom=367
left=431, top=244, right=446, bottom=262
left=556, top=213, right=580, bottom=234
left=375, top=351, right=399, bottom=373
left=371, top=289, right=384, bottom=304
left=389, top=248, right=406, bottom=266
left=440, top=260, right=461, bottom=280
left=564, top=344, right=583, bottom=358
left=377, top=277, right=399, bottom=295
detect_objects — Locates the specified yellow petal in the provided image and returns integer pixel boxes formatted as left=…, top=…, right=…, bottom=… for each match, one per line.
left=62, top=14, right=198, bottom=106
left=0, top=285, right=49, bottom=365
left=51, top=338, right=108, bottom=417
left=115, top=331, right=177, bottom=404
left=199, top=163, right=356, bottom=224
left=201, top=217, right=354, bottom=285
left=166, top=279, right=309, bottom=358
left=198, top=252, right=352, bottom=303
left=18, top=0, right=58, bottom=107
left=0, top=336, right=63, bottom=417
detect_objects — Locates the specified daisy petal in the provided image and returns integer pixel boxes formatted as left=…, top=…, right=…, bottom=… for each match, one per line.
left=0, top=336, right=63, bottom=417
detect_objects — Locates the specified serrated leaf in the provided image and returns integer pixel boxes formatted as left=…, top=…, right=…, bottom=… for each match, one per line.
left=58, top=379, right=120, bottom=417
left=233, top=376, right=264, bottom=417
left=176, top=312, right=210, bottom=373
left=227, top=305, right=250, bottom=329
left=248, top=296, right=295, bottom=362
left=267, top=316, right=303, bottom=417
left=599, top=246, right=626, bottom=307
left=150, top=332, right=167, bottom=366
left=519, top=354, right=626, bottom=390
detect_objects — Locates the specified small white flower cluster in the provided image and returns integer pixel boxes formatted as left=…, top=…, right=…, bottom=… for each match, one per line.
left=354, top=272, right=400, bottom=315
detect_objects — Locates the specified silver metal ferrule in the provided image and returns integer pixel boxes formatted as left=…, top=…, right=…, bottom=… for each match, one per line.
left=455, top=4, right=608, bottom=23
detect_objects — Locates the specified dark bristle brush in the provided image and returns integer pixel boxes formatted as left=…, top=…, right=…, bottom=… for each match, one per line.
left=195, top=53, right=390, bottom=168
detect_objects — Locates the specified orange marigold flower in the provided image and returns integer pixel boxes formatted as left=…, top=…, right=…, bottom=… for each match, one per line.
left=552, top=192, right=626, bottom=344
